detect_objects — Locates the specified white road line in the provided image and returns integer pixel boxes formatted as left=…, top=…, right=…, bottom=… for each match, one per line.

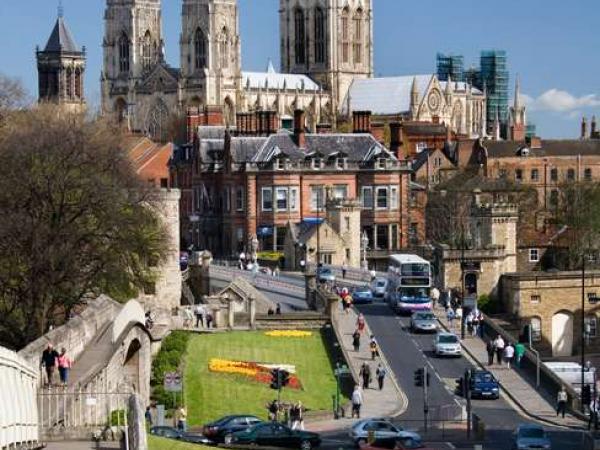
left=446, top=442, right=456, bottom=449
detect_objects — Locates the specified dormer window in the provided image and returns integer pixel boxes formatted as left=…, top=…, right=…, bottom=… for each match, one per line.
left=336, top=158, right=346, bottom=170
left=377, top=158, right=387, bottom=170
left=312, top=158, right=323, bottom=169
left=275, top=158, right=286, bottom=170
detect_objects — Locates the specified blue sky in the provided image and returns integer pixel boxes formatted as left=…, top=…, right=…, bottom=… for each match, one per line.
left=1, top=0, right=599, bottom=138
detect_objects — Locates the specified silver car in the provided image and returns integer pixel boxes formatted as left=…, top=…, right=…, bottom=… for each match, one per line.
left=410, top=311, right=438, bottom=333
left=512, top=424, right=551, bottom=450
left=371, top=278, right=388, bottom=298
left=349, top=419, right=421, bottom=446
left=433, top=332, right=462, bottom=357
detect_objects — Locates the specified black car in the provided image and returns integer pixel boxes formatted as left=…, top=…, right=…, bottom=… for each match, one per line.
left=202, top=415, right=263, bottom=443
left=149, top=426, right=211, bottom=445
left=230, top=422, right=321, bottom=450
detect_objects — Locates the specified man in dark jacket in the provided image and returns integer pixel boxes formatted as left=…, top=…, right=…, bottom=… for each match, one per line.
left=41, top=344, right=60, bottom=388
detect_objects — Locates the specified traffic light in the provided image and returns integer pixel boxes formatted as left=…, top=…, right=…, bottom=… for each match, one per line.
left=270, top=369, right=281, bottom=390
left=455, top=378, right=464, bottom=396
left=414, top=368, right=424, bottom=387
left=583, top=384, right=592, bottom=406
left=280, top=370, right=290, bottom=388
left=426, top=372, right=431, bottom=387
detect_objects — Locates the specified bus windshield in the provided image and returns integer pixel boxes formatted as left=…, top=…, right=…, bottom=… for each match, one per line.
left=401, top=263, right=430, bottom=277
left=397, top=287, right=430, bottom=302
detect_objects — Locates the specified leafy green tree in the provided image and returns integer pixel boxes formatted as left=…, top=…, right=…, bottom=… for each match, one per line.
left=0, top=106, right=168, bottom=349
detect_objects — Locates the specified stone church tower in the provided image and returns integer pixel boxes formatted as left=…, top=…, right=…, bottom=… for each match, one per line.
left=180, top=0, right=243, bottom=124
left=37, top=10, right=86, bottom=112
left=508, top=76, right=527, bottom=141
left=279, top=0, right=373, bottom=115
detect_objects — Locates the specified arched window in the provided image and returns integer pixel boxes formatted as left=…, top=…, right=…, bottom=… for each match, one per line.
left=146, top=98, right=169, bottom=142
left=75, top=69, right=82, bottom=98
left=530, top=317, right=542, bottom=342
left=341, top=8, right=350, bottom=64
left=219, top=27, right=229, bottom=69
left=194, top=28, right=207, bottom=70
left=142, top=30, right=153, bottom=70
left=115, top=98, right=127, bottom=123
left=294, top=9, right=306, bottom=65
left=314, top=8, right=326, bottom=64
left=353, top=9, right=363, bottom=65
left=119, top=33, right=130, bottom=73
left=66, top=68, right=73, bottom=98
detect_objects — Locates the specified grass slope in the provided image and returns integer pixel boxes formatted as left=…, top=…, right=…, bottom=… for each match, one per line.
left=148, top=435, right=212, bottom=450
left=184, top=330, right=341, bottom=426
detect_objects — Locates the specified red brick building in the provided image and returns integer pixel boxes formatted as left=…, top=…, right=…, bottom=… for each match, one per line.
left=171, top=110, right=413, bottom=266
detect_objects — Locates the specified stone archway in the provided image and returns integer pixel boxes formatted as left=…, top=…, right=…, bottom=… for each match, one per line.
left=123, top=338, right=142, bottom=393
left=464, top=272, right=478, bottom=296
left=552, top=311, right=574, bottom=356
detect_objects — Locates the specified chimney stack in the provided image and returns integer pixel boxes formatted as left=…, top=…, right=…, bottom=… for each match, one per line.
left=186, top=107, right=201, bottom=144
left=265, top=110, right=278, bottom=135
left=293, top=109, right=306, bottom=148
left=582, top=116, right=588, bottom=140
left=389, top=122, right=403, bottom=159
left=353, top=111, right=372, bottom=133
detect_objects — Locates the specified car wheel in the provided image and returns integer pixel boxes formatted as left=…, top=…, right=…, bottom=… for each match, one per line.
left=300, top=440, right=312, bottom=450
left=224, top=434, right=233, bottom=445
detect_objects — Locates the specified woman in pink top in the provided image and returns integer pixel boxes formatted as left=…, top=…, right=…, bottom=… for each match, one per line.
left=357, top=313, right=366, bottom=333
left=57, top=348, right=72, bottom=387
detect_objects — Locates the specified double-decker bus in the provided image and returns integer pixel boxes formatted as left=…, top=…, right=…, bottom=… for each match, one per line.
left=386, top=254, right=432, bottom=314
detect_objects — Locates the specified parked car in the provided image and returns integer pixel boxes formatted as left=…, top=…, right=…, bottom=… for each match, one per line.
left=433, top=332, right=462, bottom=357
left=349, top=419, right=421, bottom=446
left=228, top=422, right=321, bottom=450
left=318, top=267, right=336, bottom=283
left=353, top=286, right=374, bottom=304
left=409, top=311, right=438, bottom=333
left=359, top=437, right=432, bottom=450
left=202, top=415, right=262, bottom=443
left=469, top=370, right=500, bottom=399
left=149, top=426, right=211, bottom=445
left=512, top=424, right=551, bottom=450
left=371, top=278, right=388, bottom=298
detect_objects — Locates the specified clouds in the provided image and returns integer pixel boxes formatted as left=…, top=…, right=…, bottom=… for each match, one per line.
left=522, top=89, right=600, bottom=113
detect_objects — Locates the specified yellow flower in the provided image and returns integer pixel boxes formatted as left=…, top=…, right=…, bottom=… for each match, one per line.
left=265, top=330, right=312, bottom=338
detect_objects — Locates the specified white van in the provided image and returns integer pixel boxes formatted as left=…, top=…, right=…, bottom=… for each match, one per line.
left=545, top=362, right=596, bottom=392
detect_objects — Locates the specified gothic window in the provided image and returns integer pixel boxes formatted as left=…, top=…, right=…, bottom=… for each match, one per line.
left=452, top=102, right=462, bottom=133
left=146, top=98, right=169, bottom=142
left=341, top=8, right=349, bottom=64
left=118, top=33, right=130, bottom=73
left=48, top=71, right=58, bottom=97
left=353, top=9, right=363, bottom=65
left=115, top=98, right=127, bottom=123
left=294, top=9, right=306, bottom=65
left=75, top=69, right=82, bottom=98
left=194, top=28, right=207, bottom=70
left=66, top=68, right=73, bottom=98
left=314, top=7, right=326, bottom=64
left=142, top=30, right=153, bottom=70
left=219, top=27, right=229, bottom=69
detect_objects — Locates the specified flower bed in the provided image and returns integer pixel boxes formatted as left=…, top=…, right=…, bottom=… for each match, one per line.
left=264, top=330, right=313, bottom=338
left=208, top=358, right=303, bottom=389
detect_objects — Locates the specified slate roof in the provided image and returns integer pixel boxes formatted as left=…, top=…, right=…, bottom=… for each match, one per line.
left=484, top=139, right=600, bottom=158
left=242, top=61, right=321, bottom=91
left=44, top=17, right=81, bottom=53
left=403, top=122, right=448, bottom=136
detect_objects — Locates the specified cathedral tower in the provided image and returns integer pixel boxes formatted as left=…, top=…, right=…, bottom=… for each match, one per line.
left=37, top=9, right=86, bottom=112
left=508, top=76, right=527, bottom=141
left=101, top=0, right=163, bottom=121
left=279, top=0, right=373, bottom=115
left=180, top=0, right=242, bottom=123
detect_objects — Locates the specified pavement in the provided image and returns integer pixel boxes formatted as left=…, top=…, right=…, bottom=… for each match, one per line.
left=434, top=307, right=585, bottom=429
left=45, top=442, right=120, bottom=450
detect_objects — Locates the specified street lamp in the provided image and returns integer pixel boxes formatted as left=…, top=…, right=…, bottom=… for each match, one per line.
left=361, top=231, right=369, bottom=270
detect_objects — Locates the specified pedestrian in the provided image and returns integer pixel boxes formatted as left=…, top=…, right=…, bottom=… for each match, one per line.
left=472, top=309, right=481, bottom=337
left=447, top=308, right=456, bottom=330
left=443, top=292, right=450, bottom=313
left=268, top=399, right=279, bottom=421
left=556, top=387, right=568, bottom=419
left=477, top=310, right=484, bottom=338
left=369, top=336, right=380, bottom=360
left=274, top=267, right=280, bottom=277
left=455, top=305, right=463, bottom=321
left=369, top=269, right=376, bottom=282
left=486, top=340, right=495, bottom=366
left=357, top=313, right=366, bottom=334
left=276, top=303, right=282, bottom=315
left=206, top=311, right=214, bottom=329
left=430, top=287, right=440, bottom=308
left=41, top=344, right=59, bottom=389
left=342, top=263, right=348, bottom=279
left=504, top=342, right=515, bottom=369
left=352, top=329, right=361, bottom=352
left=494, top=335, right=505, bottom=365
left=176, top=405, right=187, bottom=432
left=145, top=406, right=153, bottom=426
left=376, top=364, right=387, bottom=390
left=57, top=348, right=72, bottom=388
left=194, top=303, right=205, bottom=328
left=360, top=362, right=371, bottom=389
left=515, top=342, right=526, bottom=368
left=291, top=401, right=304, bottom=430
left=466, top=311, right=474, bottom=336
left=589, top=397, right=599, bottom=431
left=351, top=386, right=363, bottom=418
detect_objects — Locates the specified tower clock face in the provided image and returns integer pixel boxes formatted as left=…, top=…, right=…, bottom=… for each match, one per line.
left=427, top=90, right=441, bottom=111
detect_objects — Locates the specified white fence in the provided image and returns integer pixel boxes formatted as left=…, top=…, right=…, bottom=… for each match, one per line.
left=0, top=346, right=39, bottom=449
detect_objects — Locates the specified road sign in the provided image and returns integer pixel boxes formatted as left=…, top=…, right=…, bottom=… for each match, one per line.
left=164, top=371, right=183, bottom=392
left=334, top=367, right=351, bottom=377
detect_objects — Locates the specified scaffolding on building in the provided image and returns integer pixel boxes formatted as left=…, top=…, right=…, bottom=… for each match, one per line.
left=479, top=50, right=509, bottom=129
left=436, top=53, right=465, bottom=82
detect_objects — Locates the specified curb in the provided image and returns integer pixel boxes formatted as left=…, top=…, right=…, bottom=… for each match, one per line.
left=434, top=313, right=585, bottom=431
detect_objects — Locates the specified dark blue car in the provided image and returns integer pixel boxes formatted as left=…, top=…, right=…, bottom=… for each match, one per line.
left=352, top=286, right=374, bottom=304
left=470, top=370, right=500, bottom=399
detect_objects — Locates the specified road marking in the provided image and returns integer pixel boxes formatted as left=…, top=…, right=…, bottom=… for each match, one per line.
left=446, top=443, right=456, bottom=449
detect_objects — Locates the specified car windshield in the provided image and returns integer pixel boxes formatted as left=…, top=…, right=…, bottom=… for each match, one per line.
left=474, top=373, right=495, bottom=383
left=416, top=313, right=434, bottom=320
left=439, top=335, right=459, bottom=344
left=213, top=416, right=234, bottom=425
left=519, top=427, right=545, bottom=439
left=376, top=280, right=386, bottom=287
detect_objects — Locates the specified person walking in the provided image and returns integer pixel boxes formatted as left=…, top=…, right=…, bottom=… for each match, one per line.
left=41, top=344, right=59, bottom=389
left=352, top=329, right=361, bottom=352
left=589, top=397, right=599, bottom=431
left=447, top=308, right=456, bottom=331
left=360, top=363, right=372, bottom=389
left=57, top=348, right=72, bottom=388
left=369, top=336, right=380, bottom=360
left=342, top=263, right=348, bottom=279
left=145, top=407, right=153, bottom=426
left=357, top=313, right=366, bottom=334
left=276, top=303, right=282, bottom=315
left=176, top=405, right=187, bottom=432
left=556, top=387, right=568, bottom=418
left=472, top=309, right=481, bottom=336
left=206, top=311, right=214, bottom=329
left=486, top=340, right=495, bottom=366
left=376, top=364, right=387, bottom=390
left=515, top=342, right=526, bottom=368
left=194, top=303, right=205, bottom=328
left=494, top=335, right=505, bottom=365
left=504, top=342, right=515, bottom=369
left=351, top=386, right=363, bottom=418
left=291, top=401, right=304, bottom=430
left=465, top=311, right=474, bottom=336
left=268, top=399, right=279, bottom=421
left=430, top=287, right=440, bottom=308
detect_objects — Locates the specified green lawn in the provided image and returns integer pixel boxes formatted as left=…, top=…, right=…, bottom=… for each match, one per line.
left=148, top=435, right=212, bottom=450
left=183, top=330, right=341, bottom=426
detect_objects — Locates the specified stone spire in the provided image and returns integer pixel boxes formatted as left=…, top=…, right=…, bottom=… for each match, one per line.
left=514, top=74, right=522, bottom=111
left=410, top=76, right=419, bottom=117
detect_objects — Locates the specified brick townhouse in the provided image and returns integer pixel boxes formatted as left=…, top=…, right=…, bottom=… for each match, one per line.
left=171, top=109, right=413, bottom=266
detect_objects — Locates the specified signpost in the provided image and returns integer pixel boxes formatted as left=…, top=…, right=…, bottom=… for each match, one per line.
left=164, top=372, right=183, bottom=409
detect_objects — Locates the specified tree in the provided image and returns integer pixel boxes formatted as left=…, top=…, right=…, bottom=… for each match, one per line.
left=0, top=73, right=28, bottom=123
left=0, top=106, right=168, bottom=349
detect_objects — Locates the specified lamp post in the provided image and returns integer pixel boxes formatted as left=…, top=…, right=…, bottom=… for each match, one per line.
left=362, top=231, right=369, bottom=271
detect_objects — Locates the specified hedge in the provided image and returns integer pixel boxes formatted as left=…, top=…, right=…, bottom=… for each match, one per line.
left=151, top=331, right=190, bottom=409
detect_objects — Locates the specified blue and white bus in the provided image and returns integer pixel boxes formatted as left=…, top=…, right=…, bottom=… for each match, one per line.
left=386, top=254, right=432, bottom=314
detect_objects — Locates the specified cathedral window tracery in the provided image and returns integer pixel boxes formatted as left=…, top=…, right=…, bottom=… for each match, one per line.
left=341, top=7, right=350, bottom=64
left=314, top=7, right=325, bottom=64
left=146, top=98, right=169, bottom=142
left=118, top=33, right=130, bottom=73
left=294, top=8, right=306, bottom=65
left=142, top=30, right=153, bottom=70
left=219, top=27, right=230, bottom=69
left=66, top=68, right=73, bottom=98
left=353, top=9, right=363, bottom=65
left=194, top=28, right=207, bottom=70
